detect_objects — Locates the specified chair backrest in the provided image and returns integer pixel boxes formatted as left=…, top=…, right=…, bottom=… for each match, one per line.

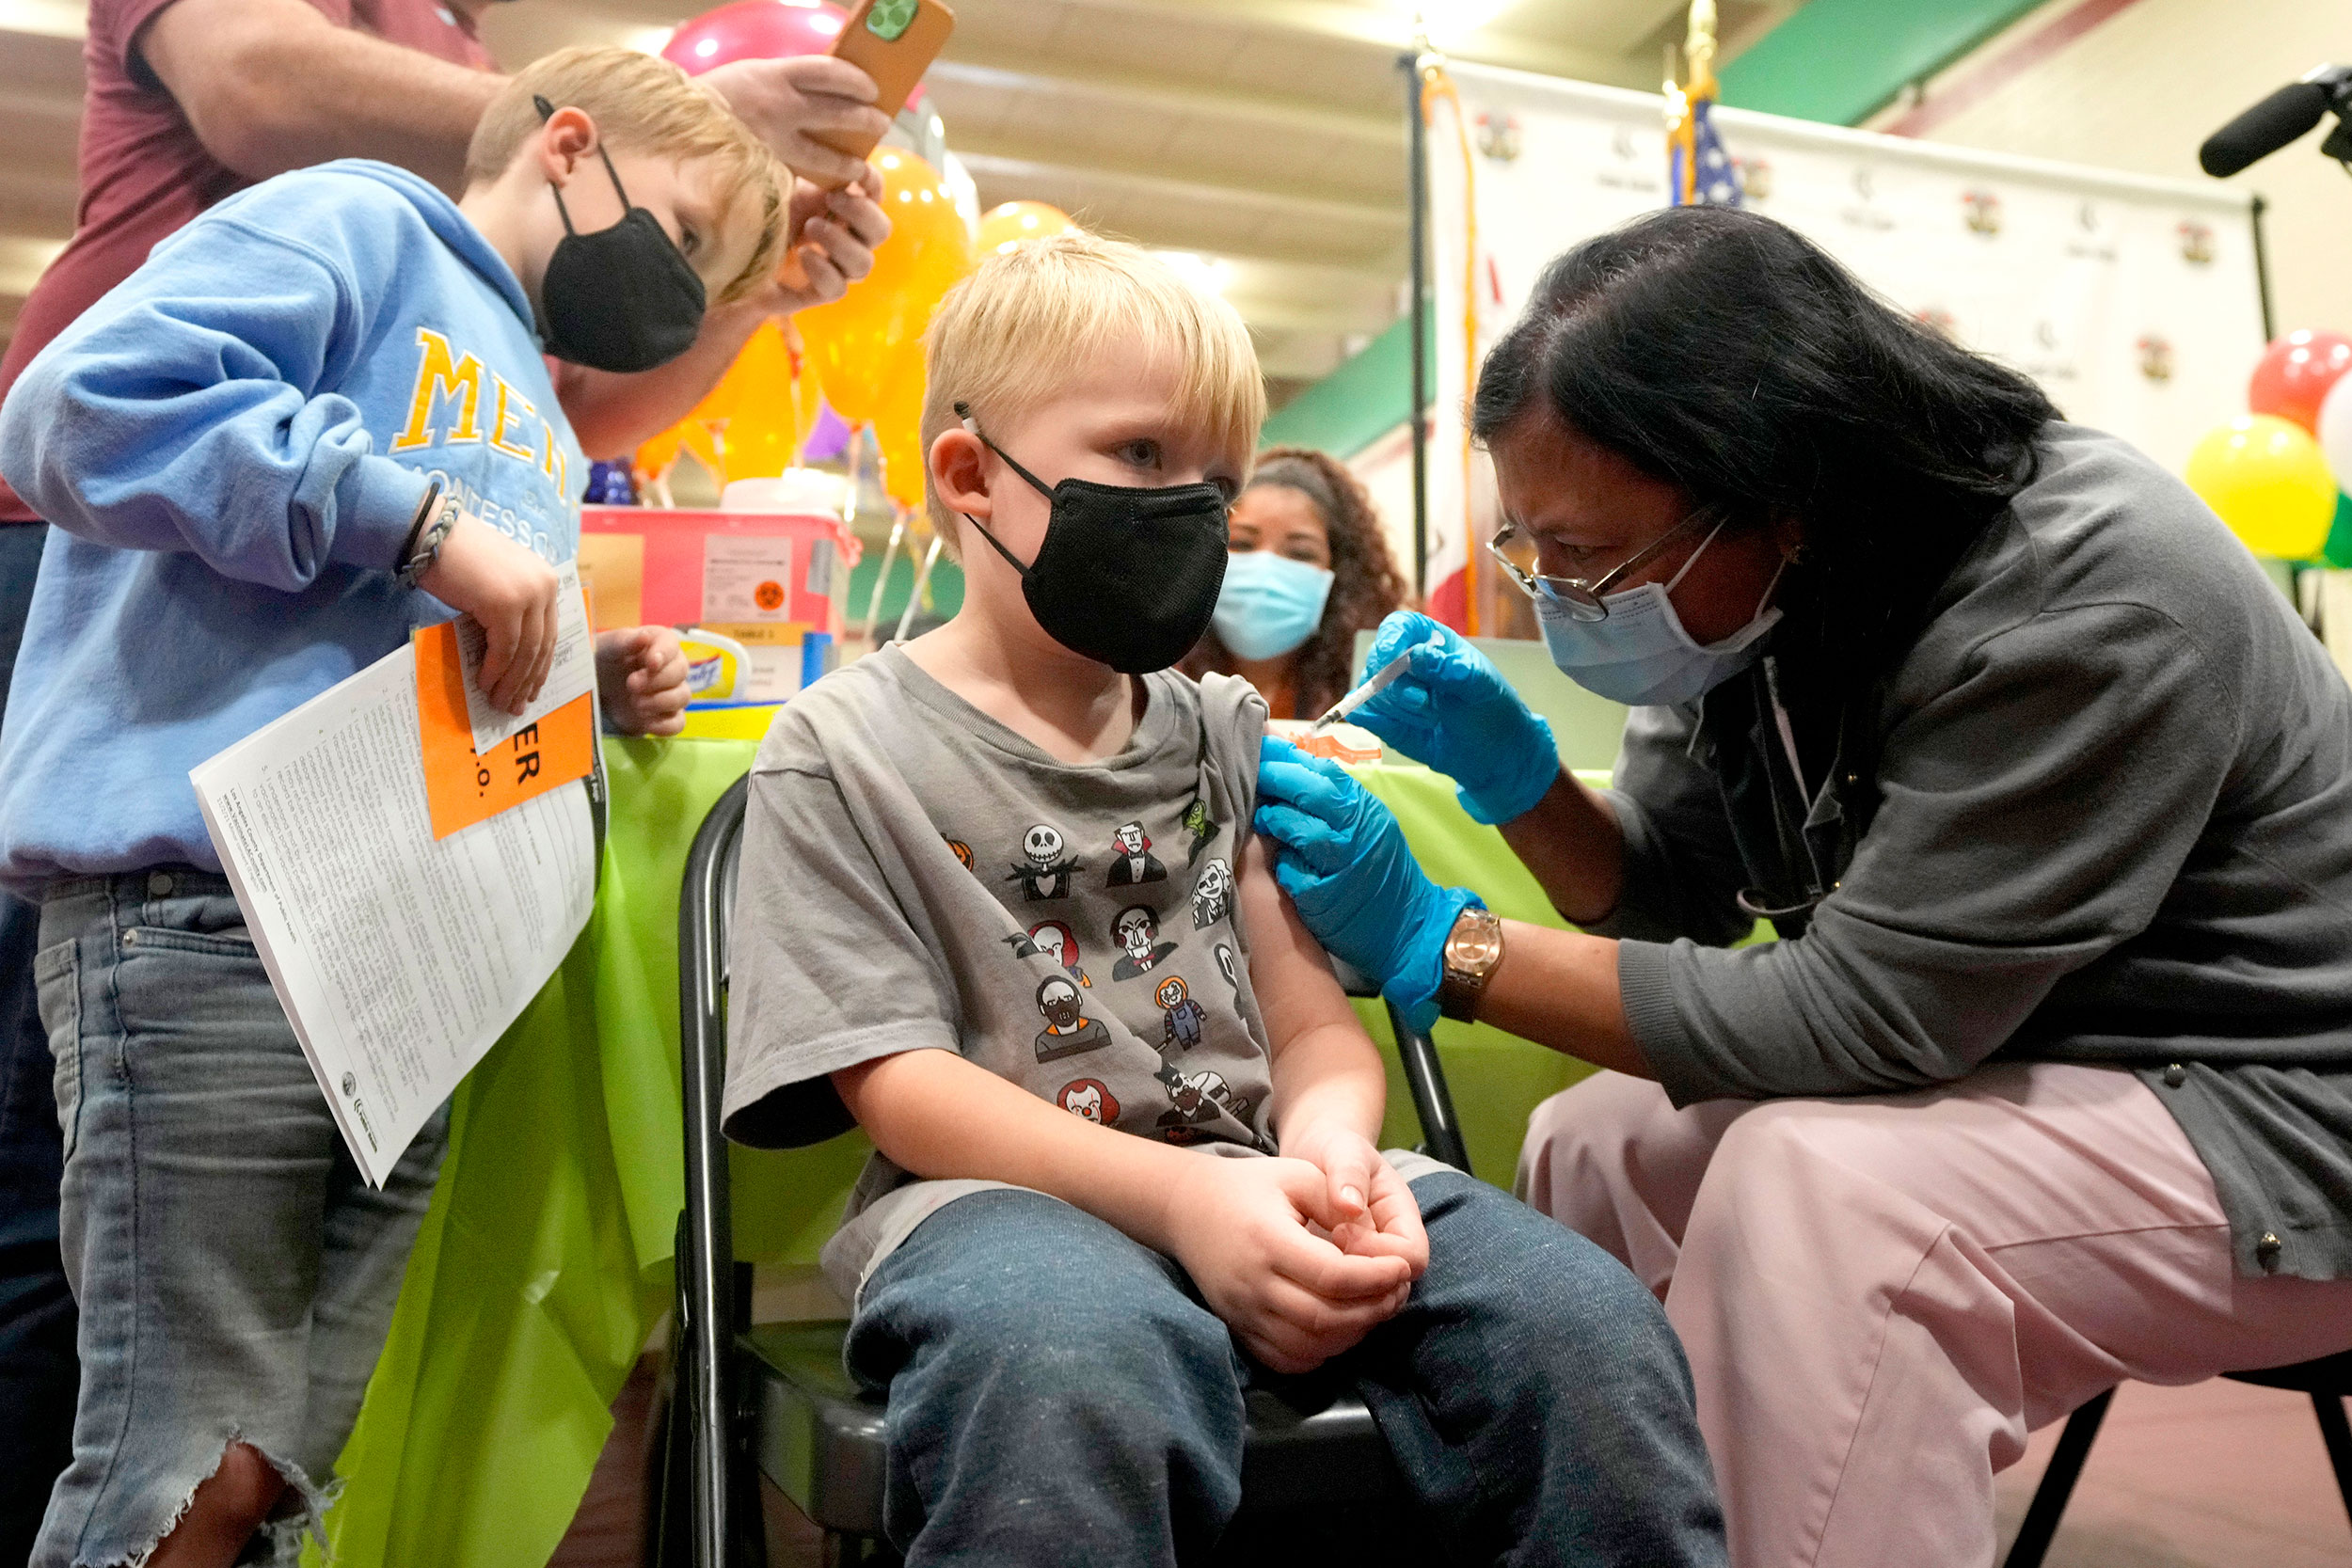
left=677, top=774, right=752, bottom=1568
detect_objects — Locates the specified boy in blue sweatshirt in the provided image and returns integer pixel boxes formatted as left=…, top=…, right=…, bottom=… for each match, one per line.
left=0, top=46, right=785, bottom=1568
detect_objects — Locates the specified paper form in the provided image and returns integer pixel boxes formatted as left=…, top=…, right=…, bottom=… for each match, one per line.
left=192, top=647, right=597, bottom=1187
left=416, top=611, right=596, bottom=842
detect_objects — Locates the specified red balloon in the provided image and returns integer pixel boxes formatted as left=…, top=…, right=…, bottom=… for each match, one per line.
left=2249, top=328, right=2352, bottom=434
left=660, top=1, right=849, bottom=75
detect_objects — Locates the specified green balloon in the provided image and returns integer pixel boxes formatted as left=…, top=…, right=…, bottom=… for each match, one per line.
left=2328, top=492, right=2352, bottom=567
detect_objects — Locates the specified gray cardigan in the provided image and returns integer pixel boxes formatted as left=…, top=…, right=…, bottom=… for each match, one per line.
left=1603, top=424, right=2352, bottom=1280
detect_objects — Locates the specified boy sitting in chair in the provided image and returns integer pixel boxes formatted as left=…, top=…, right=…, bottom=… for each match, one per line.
left=723, top=233, right=1726, bottom=1566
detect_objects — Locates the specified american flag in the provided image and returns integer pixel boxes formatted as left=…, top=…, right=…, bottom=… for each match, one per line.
left=1668, top=65, right=1741, bottom=207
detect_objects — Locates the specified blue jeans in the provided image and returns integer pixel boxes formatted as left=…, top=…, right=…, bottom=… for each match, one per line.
left=0, top=518, right=71, bottom=1568
left=848, top=1173, right=1727, bottom=1567
left=31, top=871, right=448, bottom=1568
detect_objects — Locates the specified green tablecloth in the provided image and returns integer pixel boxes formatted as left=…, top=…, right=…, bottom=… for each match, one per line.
left=313, top=737, right=1597, bottom=1568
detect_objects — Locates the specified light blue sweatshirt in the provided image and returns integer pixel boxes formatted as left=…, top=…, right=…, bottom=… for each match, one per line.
left=0, top=159, right=585, bottom=891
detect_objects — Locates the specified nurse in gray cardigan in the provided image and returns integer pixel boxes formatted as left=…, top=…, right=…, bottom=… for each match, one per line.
left=1254, top=206, right=2352, bottom=1568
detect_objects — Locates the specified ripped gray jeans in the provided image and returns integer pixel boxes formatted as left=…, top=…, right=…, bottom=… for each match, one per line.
left=30, top=870, right=447, bottom=1568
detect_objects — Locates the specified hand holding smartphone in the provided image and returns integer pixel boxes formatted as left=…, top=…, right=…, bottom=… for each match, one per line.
left=807, top=0, right=957, bottom=188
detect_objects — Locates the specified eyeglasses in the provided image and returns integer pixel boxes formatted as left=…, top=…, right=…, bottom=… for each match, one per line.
left=1487, top=504, right=1721, bottom=623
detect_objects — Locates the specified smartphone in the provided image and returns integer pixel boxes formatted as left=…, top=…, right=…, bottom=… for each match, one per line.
left=812, top=0, right=957, bottom=185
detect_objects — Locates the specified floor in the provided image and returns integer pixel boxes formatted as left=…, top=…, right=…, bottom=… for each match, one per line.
left=551, top=1364, right=2352, bottom=1567
left=1990, top=1378, right=2352, bottom=1567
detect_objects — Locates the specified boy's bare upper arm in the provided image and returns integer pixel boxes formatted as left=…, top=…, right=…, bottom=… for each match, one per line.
left=1235, top=831, right=1367, bottom=1053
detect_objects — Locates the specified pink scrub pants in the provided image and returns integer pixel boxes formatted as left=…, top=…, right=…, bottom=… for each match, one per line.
left=1518, top=1063, right=2352, bottom=1568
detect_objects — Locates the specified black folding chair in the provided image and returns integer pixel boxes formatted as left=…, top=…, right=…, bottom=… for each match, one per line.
left=2002, top=1352, right=2352, bottom=1566
left=657, top=775, right=1477, bottom=1567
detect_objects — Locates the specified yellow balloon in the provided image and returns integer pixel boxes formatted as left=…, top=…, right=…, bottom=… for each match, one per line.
left=871, top=331, right=931, bottom=510
left=2185, top=413, right=2338, bottom=559
left=718, top=321, right=799, bottom=481
left=799, top=149, right=973, bottom=422
left=634, top=424, right=684, bottom=483
left=876, top=405, right=930, bottom=511
left=977, top=200, right=1075, bottom=257
left=676, top=418, right=726, bottom=487
left=784, top=318, right=823, bottom=449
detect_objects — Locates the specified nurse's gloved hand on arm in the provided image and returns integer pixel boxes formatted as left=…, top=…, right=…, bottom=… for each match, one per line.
left=1348, top=611, right=1562, bottom=827
left=1254, top=736, right=1482, bottom=1033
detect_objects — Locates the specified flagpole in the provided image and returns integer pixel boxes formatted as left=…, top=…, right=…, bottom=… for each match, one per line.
left=1403, top=41, right=1431, bottom=606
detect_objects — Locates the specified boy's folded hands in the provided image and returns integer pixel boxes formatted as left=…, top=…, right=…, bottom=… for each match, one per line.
left=1280, top=1119, right=1431, bottom=1273
left=1168, top=1141, right=1428, bottom=1375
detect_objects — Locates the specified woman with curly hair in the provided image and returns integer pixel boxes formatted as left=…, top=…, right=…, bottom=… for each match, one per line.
left=1182, top=445, right=1410, bottom=720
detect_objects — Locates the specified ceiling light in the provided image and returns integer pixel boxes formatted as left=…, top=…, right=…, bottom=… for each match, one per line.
left=1152, top=251, right=1231, bottom=296
left=624, top=25, right=674, bottom=55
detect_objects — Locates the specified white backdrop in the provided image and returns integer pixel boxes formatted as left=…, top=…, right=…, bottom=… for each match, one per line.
left=1398, top=60, right=2266, bottom=629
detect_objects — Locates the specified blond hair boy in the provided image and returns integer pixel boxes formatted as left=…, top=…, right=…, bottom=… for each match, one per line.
left=722, top=234, right=1726, bottom=1562
left=0, top=47, right=784, bottom=1567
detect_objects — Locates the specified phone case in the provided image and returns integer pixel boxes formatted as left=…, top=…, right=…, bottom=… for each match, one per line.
left=812, top=0, right=957, bottom=184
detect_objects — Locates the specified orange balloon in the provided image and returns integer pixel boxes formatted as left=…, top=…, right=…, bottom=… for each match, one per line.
left=799, top=149, right=973, bottom=422
left=977, top=200, right=1075, bottom=256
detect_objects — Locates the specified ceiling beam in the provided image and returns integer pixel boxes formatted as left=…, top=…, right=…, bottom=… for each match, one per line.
left=926, top=44, right=1399, bottom=149
left=952, top=136, right=1401, bottom=230
left=1029, top=0, right=1647, bottom=88
left=1229, top=296, right=1393, bottom=335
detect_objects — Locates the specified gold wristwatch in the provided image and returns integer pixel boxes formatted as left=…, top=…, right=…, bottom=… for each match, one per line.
left=1437, top=905, right=1504, bottom=1022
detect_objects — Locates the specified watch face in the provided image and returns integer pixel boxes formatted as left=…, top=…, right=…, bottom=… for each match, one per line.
left=1448, top=911, right=1503, bottom=972
left=1453, top=930, right=1502, bottom=967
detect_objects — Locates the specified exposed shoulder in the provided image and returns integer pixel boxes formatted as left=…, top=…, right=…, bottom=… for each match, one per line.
left=750, top=655, right=908, bottom=779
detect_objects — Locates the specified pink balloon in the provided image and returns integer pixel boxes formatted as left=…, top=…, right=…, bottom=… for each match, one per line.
left=661, top=1, right=850, bottom=75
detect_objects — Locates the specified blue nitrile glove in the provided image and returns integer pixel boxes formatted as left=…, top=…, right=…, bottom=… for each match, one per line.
left=1348, top=610, right=1560, bottom=826
left=1254, top=736, right=1481, bottom=1034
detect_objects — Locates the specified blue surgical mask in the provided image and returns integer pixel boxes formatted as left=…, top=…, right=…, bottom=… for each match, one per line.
left=1537, top=520, right=1785, bottom=706
left=1212, top=550, right=1335, bottom=661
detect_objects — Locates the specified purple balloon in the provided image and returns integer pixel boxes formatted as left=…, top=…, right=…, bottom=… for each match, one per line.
left=801, top=402, right=851, bottom=463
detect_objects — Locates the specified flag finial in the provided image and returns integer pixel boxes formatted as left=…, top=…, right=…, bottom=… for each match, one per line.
left=1686, top=0, right=1718, bottom=81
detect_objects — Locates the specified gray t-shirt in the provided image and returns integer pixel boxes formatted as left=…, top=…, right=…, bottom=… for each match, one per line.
left=724, top=645, right=1276, bottom=1300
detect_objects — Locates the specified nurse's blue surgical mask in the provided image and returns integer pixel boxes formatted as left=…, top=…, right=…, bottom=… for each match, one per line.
left=1211, top=550, right=1334, bottom=661
left=1525, top=515, right=1787, bottom=707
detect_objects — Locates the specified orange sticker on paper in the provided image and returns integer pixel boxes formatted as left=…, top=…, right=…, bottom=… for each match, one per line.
left=414, top=622, right=596, bottom=840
